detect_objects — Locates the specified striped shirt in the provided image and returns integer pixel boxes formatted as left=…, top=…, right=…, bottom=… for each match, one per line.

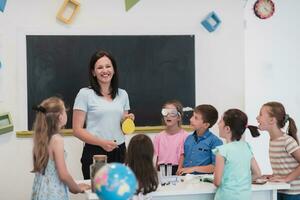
left=269, top=134, right=300, bottom=194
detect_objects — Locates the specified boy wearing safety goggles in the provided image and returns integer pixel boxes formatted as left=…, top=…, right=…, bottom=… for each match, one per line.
left=153, top=100, right=189, bottom=175
left=177, top=104, right=223, bottom=175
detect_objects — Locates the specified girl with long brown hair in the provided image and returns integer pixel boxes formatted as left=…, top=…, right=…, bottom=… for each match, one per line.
left=31, top=97, right=89, bottom=200
left=126, top=134, right=158, bottom=199
left=257, top=101, right=300, bottom=199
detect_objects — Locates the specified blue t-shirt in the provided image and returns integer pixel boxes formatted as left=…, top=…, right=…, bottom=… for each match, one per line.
left=73, top=88, right=130, bottom=145
left=183, top=130, right=223, bottom=171
left=213, top=141, right=253, bottom=200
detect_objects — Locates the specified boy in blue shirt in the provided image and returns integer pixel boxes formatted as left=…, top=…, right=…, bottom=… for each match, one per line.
left=177, top=104, right=223, bottom=175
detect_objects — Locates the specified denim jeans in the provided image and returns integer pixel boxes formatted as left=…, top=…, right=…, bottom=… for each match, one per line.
left=278, top=193, right=300, bottom=200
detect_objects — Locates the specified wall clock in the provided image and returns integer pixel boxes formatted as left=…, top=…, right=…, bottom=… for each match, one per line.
left=254, top=0, right=275, bottom=19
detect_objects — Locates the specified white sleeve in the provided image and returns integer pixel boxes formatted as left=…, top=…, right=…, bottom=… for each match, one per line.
left=73, top=88, right=89, bottom=112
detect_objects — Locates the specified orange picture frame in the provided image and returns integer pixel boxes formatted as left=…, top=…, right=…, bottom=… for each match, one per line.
left=56, top=0, right=80, bottom=24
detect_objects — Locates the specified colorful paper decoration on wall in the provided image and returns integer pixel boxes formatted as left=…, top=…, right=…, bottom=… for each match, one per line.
left=201, top=11, right=221, bottom=33
left=125, top=0, right=140, bottom=11
left=0, top=34, right=2, bottom=102
left=57, top=0, right=80, bottom=24
left=0, top=62, right=3, bottom=102
left=0, top=113, right=14, bottom=135
left=0, top=0, right=7, bottom=12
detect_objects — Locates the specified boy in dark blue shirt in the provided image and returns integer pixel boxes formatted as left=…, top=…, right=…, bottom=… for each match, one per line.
left=177, top=104, right=223, bottom=175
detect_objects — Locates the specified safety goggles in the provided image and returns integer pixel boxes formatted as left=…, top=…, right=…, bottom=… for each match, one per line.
left=161, top=108, right=180, bottom=117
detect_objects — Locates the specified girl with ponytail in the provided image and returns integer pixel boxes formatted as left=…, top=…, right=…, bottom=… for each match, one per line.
left=31, top=97, right=89, bottom=200
left=213, top=109, right=261, bottom=200
left=257, top=101, right=300, bottom=199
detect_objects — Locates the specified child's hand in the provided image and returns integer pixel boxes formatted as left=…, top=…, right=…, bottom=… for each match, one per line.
left=78, top=183, right=91, bottom=193
left=177, top=167, right=194, bottom=175
left=176, top=168, right=182, bottom=176
left=269, top=175, right=288, bottom=182
left=177, top=168, right=184, bottom=175
left=123, top=113, right=135, bottom=121
left=261, top=174, right=274, bottom=180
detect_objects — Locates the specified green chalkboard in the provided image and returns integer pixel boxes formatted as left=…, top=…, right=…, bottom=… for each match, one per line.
left=26, top=35, right=195, bottom=129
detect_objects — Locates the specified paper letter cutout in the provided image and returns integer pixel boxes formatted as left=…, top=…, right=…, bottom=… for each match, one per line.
left=0, top=0, right=7, bottom=12
left=125, top=0, right=140, bottom=11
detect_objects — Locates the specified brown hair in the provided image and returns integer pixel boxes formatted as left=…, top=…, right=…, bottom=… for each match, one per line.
left=162, top=99, right=183, bottom=127
left=223, top=109, right=260, bottom=141
left=264, top=102, right=298, bottom=143
left=125, top=134, right=158, bottom=195
left=32, top=97, right=65, bottom=173
left=194, top=104, right=218, bottom=128
left=89, top=50, right=119, bottom=99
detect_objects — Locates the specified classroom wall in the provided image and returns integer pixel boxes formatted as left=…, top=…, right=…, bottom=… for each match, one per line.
left=244, top=0, right=300, bottom=174
left=0, top=1, right=245, bottom=199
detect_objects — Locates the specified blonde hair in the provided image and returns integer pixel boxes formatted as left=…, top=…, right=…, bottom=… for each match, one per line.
left=32, top=97, right=65, bottom=173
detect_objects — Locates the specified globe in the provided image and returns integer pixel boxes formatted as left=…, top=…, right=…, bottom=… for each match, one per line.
left=94, top=163, right=137, bottom=200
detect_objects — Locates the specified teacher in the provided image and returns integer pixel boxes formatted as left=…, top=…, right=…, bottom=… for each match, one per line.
left=72, top=50, right=134, bottom=179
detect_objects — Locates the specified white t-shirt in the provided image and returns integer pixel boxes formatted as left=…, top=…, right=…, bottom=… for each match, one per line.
left=73, top=88, right=130, bottom=145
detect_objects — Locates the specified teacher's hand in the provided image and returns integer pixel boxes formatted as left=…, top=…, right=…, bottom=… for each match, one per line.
left=100, top=140, right=118, bottom=152
left=123, top=113, right=135, bottom=121
left=78, top=183, right=91, bottom=193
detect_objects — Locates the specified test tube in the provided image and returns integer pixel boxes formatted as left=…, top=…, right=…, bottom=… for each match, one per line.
left=167, top=163, right=172, bottom=177
left=159, top=164, right=166, bottom=185
left=160, top=164, right=166, bottom=177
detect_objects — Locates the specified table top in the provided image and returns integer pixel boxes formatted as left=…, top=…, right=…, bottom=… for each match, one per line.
left=79, top=175, right=290, bottom=199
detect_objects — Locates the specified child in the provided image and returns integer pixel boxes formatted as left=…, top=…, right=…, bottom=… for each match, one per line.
left=257, top=101, right=300, bottom=199
left=153, top=100, right=189, bottom=175
left=126, top=134, right=159, bottom=200
left=213, top=109, right=261, bottom=200
left=177, top=104, right=223, bottom=175
left=31, top=97, right=90, bottom=200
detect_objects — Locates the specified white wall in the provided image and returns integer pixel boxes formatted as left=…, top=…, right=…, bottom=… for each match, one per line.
left=0, top=1, right=244, bottom=199
left=245, top=0, right=300, bottom=174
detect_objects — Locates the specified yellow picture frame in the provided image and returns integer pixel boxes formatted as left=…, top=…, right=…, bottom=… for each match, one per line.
left=56, top=0, right=80, bottom=24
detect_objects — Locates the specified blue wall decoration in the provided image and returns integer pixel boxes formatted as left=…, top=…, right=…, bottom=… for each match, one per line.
left=201, top=11, right=221, bottom=33
left=0, top=0, right=7, bottom=12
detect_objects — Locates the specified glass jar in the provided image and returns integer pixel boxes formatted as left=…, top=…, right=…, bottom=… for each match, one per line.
left=90, top=155, right=107, bottom=192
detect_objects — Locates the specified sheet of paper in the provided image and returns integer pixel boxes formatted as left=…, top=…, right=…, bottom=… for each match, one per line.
left=125, top=0, right=140, bottom=11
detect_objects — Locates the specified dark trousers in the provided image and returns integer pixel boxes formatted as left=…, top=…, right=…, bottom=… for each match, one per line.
left=278, top=193, right=300, bottom=200
left=81, top=143, right=126, bottom=179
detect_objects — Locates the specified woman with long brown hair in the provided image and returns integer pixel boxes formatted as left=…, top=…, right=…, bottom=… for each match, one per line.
left=73, top=50, right=134, bottom=179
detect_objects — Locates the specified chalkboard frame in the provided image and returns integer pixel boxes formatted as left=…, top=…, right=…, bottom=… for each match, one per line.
left=26, top=35, right=195, bottom=130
